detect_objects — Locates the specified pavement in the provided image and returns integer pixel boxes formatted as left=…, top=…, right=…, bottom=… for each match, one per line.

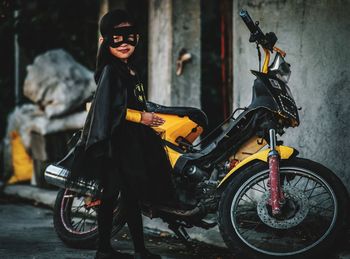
left=0, top=195, right=231, bottom=259
left=2, top=183, right=226, bottom=247
left=2, top=184, right=58, bottom=208
left=2, top=183, right=350, bottom=259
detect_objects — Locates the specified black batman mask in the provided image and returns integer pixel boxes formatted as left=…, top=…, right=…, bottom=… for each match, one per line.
left=105, top=26, right=138, bottom=48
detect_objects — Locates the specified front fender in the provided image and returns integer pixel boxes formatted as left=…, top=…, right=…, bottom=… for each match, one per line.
left=217, top=145, right=298, bottom=189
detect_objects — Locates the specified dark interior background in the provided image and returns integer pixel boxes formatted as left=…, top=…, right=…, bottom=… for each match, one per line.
left=201, top=0, right=232, bottom=136
left=0, top=0, right=99, bottom=139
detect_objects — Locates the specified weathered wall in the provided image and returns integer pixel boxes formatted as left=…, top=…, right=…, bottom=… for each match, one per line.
left=171, top=0, right=201, bottom=108
left=148, top=0, right=201, bottom=108
left=148, top=0, right=173, bottom=105
left=233, top=0, right=350, bottom=192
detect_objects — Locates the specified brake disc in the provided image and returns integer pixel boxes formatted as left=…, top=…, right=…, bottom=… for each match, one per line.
left=257, top=186, right=309, bottom=229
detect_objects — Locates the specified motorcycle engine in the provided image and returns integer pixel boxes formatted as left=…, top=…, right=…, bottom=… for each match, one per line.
left=195, top=180, right=220, bottom=212
left=176, top=165, right=220, bottom=212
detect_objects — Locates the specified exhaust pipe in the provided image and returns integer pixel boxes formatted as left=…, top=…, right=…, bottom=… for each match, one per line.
left=44, top=164, right=100, bottom=196
left=156, top=204, right=204, bottom=217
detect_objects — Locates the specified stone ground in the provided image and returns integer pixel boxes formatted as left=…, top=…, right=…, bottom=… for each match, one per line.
left=1, top=184, right=349, bottom=259
left=0, top=195, right=232, bottom=259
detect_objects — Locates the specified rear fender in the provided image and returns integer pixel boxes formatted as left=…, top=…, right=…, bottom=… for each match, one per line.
left=217, top=145, right=298, bottom=190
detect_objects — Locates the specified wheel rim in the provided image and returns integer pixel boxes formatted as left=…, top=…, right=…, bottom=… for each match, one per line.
left=60, top=189, right=122, bottom=235
left=230, top=167, right=338, bottom=256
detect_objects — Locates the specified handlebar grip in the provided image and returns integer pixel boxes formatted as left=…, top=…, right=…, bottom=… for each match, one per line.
left=239, top=9, right=258, bottom=34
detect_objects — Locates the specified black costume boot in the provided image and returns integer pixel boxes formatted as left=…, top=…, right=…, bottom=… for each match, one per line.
left=134, top=249, right=161, bottom=259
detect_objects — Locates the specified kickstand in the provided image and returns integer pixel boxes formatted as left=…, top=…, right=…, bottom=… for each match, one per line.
left=168, top=224, right=191, bottom=247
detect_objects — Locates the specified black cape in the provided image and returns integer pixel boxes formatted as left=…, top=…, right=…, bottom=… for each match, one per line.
left=65, top=59, right=176, bottom=204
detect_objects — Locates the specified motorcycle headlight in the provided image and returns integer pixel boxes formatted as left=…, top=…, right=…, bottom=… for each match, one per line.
left=269, top=53, right=291, bottom=84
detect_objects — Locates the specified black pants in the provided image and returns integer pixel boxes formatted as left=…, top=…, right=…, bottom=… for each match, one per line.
left=97, top=158, right=146, bottom=253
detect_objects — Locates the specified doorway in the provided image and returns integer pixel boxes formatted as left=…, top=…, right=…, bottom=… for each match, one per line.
left=201, top=0, right=233, bottom=135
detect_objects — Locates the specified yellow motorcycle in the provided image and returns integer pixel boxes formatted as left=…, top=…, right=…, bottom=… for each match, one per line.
left=45, top=10, right=349, bottom=259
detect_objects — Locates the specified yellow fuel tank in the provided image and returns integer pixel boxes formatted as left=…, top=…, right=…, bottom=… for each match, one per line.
left=152, top=113, right=203, bottom=146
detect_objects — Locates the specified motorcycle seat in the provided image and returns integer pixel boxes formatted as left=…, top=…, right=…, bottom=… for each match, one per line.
left=146, top=101, right=208, bottom=129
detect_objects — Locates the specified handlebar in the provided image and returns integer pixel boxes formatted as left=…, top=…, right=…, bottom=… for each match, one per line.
left=239, top=10, right=264, bottom=37
left=239, top=9, right=277, bottom=51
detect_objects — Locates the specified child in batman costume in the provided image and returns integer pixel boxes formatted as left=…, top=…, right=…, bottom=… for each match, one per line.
left=67, top=9, right=178, bottom=259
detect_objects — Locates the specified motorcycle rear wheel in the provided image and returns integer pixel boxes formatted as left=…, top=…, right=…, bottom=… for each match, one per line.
left=218, top=158, right=349, bottom=259
left=53, top=188, right=126, bottom=249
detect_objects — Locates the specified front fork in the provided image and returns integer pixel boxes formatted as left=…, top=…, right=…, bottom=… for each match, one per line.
left=267, top=129, right=285, bottom=215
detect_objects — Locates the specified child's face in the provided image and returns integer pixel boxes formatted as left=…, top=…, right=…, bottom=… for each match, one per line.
left=108, top=22, right=139, bottom=62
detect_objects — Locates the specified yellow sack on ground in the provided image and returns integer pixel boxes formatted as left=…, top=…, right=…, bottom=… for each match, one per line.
left=8, top=131, right=33, bottom=184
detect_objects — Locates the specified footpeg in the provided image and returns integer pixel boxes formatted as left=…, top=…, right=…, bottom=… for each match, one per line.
left=168, top=224, right=191, bottom=245
left=196, top=219, right=217, bottom=229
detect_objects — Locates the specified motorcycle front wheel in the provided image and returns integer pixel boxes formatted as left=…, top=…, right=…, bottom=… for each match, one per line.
left=53, top=188, right=126, bottom=249
left=218, top=158, right=349, bottom=259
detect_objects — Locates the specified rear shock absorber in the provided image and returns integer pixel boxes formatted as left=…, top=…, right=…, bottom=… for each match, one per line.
left=267, top=129, right=285, bottom=215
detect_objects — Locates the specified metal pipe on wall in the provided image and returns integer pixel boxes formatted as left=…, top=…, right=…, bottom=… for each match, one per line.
left=14, top=9, right=20, bottom=106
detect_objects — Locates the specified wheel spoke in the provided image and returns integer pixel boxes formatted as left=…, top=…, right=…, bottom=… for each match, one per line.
left=306, top=183, right=322, bottom=198
left=303, top=178, right=310, bottom=192
left=309, top=204, right=334, bottom=212
left=315, top=196, right=332, bottom=205
left=235, top=207, right=256, bottom=213
left=240, top=221, right=262, bottom=237
left=78, top=217, right=87, bottom=232
left=293, top=175, right=303, bottom=187
left=257, top=181, right=267, bottom=191
left=308, top=191, right=329, bottom=199
left=72, top=217, right=85, bottom=229
left=242, top=193, right=256, bottom=204
left=250, top=186, right=265, bottom=193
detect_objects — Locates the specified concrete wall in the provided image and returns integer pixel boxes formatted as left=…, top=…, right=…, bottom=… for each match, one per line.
left=233, top=0, right=350, bottom=192
left=171, top=0, right=201, bottom=107
left=148, top=0, right=173, bottom=105
left=148, top=0, right=201, bottom=108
